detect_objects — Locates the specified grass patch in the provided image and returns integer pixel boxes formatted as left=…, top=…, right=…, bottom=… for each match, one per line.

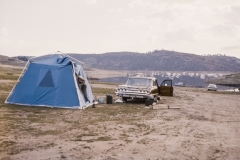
left=34, top=130, right=60, bottom=137
left=38, top=142, right=56, bottom=149
left=91, top=81, right=123, bottom=86
left=214, top=149, right=220, bottom=153
left=96, top=136, right=114, bottom=141
left=8, top=147, right=34, bottom=155
left=0, top=73, right=19, bottom=80
left=137, top=138, right=148, bottom=145
left=76, top=133, right=98, bottom=138
left=0, top=82, right=15, bottom=92
left=0, top=66, right=21, bottom=80
left=0, top=141, right=16, bottom=151
left=119, top=133, right=129, bottom=138
left=163, top=116, right=173, bottom=121
left=92, top=87, right=115, bottom=95
left=61, top=154, right=67, bottom=159
left=74, top=134, right=113, bottom=142
left=124, top=139, right=133, bottom=143
left=143, top=131, right=151, bottom=135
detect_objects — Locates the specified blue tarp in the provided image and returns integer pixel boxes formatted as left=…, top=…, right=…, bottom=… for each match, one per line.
left=6, top=54, right=94, bottom=109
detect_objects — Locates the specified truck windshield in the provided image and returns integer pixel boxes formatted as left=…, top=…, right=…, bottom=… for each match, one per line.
left=126, top=78, right=151, bottom=86
left=208, top=84, right=216, bottom=87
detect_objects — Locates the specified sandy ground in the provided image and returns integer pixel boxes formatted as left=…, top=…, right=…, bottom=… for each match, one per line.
left=0, top=86, right=240, bottom=160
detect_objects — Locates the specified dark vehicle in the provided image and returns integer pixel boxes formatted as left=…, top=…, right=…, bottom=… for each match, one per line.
left=115, top=74, right=173, bottom=101
left=175, top=82, right=186, bottom=87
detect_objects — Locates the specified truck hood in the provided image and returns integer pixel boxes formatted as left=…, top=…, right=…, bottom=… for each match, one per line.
left=117, top=84, right=150, bottom=90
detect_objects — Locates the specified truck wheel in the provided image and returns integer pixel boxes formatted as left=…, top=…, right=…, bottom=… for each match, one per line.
left=122, top=97, right=128, bottom=102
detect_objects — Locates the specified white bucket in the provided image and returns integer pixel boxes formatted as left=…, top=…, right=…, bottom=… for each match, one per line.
left=98, top=98, right=105, bottom=103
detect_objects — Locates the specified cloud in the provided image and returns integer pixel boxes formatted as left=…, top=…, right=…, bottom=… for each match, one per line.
left=0, top=28, right=8, bottom=37
left=0, top=28, right=11, bottom=48
left=221, top=45, right=240, bottom=52
left=1, top=0, right=240, bottom=57
left=225, top=3, right=240, bottom=25
left=220, top=45, right=240, bottom=58
left=83, top=0, right=97, bottom=6
left=0, top=27, right=43, bottom=56
left=164, top=28, right=195, bottom=43
left=107, top=8, right=123, bottom=12
left=208, top=24, right=240, bottom=37
left=127, top=0, right=157, bottom=9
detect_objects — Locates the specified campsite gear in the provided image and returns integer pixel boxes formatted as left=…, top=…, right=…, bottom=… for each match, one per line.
left=115, top=99, right=123, bottom=103
left=99, top=98, right=105, bottom=103
left=5, top=53, right=94, bottom=109
left=92, top=100, right=95, bottom=108
left=106, top=95, right=113, bottom=104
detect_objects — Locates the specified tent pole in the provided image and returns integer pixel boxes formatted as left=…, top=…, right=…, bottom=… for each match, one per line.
left=17, top=60, right=30, bottom=82
left=5, top=60, right=30, bottom=103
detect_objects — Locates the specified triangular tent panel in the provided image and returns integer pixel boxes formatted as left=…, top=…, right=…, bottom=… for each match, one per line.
left=5, top=53, right=94, bottom=109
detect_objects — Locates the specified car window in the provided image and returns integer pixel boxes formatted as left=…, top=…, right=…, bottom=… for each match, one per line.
left=208, top=84, right=216, bottom=87
left=161, top=80, right=171, bottom=87
left=126, top=78, right=151, bottom=86
left=153, top=80, right=157, bottom=86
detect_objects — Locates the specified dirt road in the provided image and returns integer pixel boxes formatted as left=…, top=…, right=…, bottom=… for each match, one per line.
left=0, top=86, right=239, bottom=160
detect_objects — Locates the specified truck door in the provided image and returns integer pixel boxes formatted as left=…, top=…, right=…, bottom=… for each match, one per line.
left=151, top=79, right=159, bottom=94
left=158, top=80, right=173, bottom=96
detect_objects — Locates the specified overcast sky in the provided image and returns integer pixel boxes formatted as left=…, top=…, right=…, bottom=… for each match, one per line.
left=0, top=0, right=240, bottom=58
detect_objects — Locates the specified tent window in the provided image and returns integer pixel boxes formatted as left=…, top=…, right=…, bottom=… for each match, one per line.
left=38, top=70, right=55, bottom=87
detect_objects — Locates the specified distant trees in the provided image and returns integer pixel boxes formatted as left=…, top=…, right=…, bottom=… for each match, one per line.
left=69, top=50, right=240, bottom=72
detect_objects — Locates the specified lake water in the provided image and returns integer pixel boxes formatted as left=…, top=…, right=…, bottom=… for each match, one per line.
left=98, top=73, right=237, bottom=91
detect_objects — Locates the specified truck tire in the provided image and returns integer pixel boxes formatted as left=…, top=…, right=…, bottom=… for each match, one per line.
left=122, top=97, right=128, bottom=102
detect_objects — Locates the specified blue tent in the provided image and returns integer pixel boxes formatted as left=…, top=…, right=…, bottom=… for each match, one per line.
left=5, top=53, right=94, bottom=109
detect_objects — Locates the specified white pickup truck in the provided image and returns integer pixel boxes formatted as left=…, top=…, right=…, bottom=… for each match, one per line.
left=115, top=75, right=173, bottom=101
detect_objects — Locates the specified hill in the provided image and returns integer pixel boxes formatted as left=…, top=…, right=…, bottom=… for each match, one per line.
left=1, top=50, right=240, bottom=71
left=0, top=55, right=25, bottom=66
left=69, top=50, right=240, bottom=71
